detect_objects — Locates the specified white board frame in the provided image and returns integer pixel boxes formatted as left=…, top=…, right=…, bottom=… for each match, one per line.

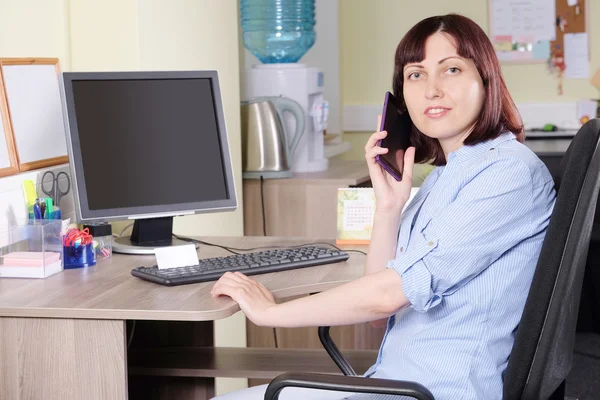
left=0, top=58, right=68, bottom=172
left=0, top=67, right=18, bottom=177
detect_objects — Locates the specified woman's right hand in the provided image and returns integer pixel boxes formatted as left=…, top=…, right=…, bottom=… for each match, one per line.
left=365, top=115, right=415, bottom=214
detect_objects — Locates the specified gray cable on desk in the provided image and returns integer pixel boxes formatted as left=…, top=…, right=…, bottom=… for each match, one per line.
left=114, top=223, right=134, bottom=239
left=259, top=175, right=279, bottom=347
left=260, top=175, right=267, bottom=237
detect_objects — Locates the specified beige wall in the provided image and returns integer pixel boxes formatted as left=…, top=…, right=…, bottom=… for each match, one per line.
left=337, top=0, right=600, bottom=161
left=0, top=0, right=71, bottom=66
left=0, top=0, right=246, bottom=395
left=69, top=0, right=141, bottom=71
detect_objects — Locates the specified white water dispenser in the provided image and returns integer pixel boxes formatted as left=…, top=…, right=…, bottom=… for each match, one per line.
left=242, top=63, right=329, bottom=173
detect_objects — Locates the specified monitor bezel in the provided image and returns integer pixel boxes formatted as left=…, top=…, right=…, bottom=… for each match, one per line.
left=60, top=70, right=238, bottom=223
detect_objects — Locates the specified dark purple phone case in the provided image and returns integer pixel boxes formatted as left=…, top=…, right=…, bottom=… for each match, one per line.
left=375, top=92, right=403, bottom=181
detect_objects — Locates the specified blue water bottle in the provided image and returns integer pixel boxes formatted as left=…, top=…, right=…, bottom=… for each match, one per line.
left=241, top=0, right=316, bottom=63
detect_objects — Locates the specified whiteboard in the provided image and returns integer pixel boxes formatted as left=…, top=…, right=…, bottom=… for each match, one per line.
left=0, top=110, right=9, bottom=169
left=2, top=63, right=68, bottom=165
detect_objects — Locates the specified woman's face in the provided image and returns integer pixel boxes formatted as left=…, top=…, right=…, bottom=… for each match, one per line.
left=403, top=32, right=485, bottom=147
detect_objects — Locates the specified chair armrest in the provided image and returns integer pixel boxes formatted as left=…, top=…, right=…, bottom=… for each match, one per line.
left=318, top=326, right=356, bottom=376
left=264, top=372, right=435, bottom=400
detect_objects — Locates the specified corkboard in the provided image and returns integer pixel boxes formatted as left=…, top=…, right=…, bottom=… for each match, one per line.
left=551, top=0, right=587, bottom=58
left=489, top=0, right=588, bottom=64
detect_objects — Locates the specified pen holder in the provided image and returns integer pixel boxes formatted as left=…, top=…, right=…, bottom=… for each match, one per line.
left=63, top=243, right=96, bottom=269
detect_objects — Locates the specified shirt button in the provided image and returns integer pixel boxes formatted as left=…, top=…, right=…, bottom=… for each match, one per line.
left=399, top=247, right=404, bottom=252
left=428, top=241, right=434, bottom=246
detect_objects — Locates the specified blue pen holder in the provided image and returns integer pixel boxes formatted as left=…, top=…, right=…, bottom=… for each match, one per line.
left=63, top=243, right=96, bottom=269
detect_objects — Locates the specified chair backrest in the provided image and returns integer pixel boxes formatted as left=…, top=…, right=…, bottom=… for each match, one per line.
left=503, top=119, right=600, bottom=400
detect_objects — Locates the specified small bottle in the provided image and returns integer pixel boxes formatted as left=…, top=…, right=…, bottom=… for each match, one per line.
left=84, top=224, right=113, bottom=260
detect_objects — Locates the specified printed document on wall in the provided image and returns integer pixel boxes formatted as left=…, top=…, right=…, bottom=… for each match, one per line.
left=564, top=33, right=590, bottom=79
left=490, top=0, right=555, bottom=43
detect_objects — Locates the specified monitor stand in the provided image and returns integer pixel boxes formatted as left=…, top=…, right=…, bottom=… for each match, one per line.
left=112, top=216, right=199, bottom=255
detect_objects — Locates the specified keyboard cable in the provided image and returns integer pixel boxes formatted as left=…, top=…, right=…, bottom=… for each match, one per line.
left=260, top=175, right=279, bottom=348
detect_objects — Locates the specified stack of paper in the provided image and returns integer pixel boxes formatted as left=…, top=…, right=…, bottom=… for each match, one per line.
left=0, top=251, right=63, bottom=278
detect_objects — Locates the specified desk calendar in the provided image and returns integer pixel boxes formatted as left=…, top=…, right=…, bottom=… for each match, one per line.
left=336, top=188, right=376, bottom=244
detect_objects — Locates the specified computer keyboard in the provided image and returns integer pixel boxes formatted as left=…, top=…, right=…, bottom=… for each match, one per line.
left=130, top=245, right=350, bottom=286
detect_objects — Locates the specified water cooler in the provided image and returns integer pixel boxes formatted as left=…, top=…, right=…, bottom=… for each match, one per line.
left=240, top=0, right=329, bottom=173
left=242, top=63, right=329, bottom=173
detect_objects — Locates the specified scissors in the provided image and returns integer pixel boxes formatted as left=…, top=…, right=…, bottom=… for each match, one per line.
left=41, top=171, right=71, bottom=207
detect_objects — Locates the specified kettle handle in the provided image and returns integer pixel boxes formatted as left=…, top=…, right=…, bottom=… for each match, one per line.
left=271, top=97, right=305, bottom=157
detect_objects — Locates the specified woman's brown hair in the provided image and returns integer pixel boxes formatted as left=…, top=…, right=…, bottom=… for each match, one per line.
left=392, top=14, right=524, bottom=166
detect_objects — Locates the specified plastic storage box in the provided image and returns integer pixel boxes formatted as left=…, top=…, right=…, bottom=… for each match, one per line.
left=83, top=224, right=112, bottom=260
left=0, top=219, right=64, bottom=278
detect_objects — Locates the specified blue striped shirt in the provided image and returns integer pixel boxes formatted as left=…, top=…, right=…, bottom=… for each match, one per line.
left=358, top=132, right=556, bottom=399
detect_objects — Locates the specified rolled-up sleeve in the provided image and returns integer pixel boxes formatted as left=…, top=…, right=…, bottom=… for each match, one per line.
left=387, top=156, right=536, bottom=313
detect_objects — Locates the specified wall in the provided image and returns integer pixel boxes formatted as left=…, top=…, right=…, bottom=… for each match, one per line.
left=0, top=0, right=71, bottom=66
left=0, top=0, right=246, bottom=395
left=336, top=0, right=600, bottom=161
left=69, top=0, right=141, bottom=71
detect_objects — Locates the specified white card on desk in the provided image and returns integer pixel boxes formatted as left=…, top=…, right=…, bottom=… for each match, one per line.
left=154, top=244, right=198, bottom=270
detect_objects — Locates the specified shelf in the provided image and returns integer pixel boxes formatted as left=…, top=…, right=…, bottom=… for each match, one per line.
left=128, top=346, right=378, bottom=380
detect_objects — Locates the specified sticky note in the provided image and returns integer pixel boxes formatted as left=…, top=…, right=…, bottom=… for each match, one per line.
left=22, top=180, right=38, bottom=207
left=154, top=244, right=198, bottom=270
left=494, top=42, right=513, bottom=52
left=532, top=40, right=551, bottom=60
left=2, top=251, right=61, bottom=266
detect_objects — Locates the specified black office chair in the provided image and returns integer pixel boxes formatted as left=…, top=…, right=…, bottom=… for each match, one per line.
left=264, top=119, right=600, bottom=400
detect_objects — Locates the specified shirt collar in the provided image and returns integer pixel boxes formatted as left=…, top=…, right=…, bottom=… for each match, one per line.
left=446, top=131, right=516, bottom=164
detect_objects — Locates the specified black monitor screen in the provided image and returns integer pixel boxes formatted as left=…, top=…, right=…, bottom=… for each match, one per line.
left=70, top=78, right=228, bottom=211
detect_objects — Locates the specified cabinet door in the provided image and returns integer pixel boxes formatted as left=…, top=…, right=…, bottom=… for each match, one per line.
left=0, top=70, right=18, bottom=177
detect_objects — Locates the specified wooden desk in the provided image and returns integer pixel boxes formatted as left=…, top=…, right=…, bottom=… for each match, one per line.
left=524, top=138, right=571, bottom=157
left=0, top=236, right=368, bottom=400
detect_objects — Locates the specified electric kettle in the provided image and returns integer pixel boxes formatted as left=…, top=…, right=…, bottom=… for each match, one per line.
left=241, top=96, right=305, bottom=179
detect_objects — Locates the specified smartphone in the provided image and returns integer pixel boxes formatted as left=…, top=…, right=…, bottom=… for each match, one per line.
left=375, top=91, right=412, bottom=181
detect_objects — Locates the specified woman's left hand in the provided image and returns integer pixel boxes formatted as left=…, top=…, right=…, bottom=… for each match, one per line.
left=211, top=272, right=277, bottom=326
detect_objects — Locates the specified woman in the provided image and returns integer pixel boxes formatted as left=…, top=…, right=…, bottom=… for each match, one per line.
left=211, top=13, right=556, bottom=400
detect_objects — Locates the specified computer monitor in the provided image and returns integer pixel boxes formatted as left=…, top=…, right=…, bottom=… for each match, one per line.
left=60, top=70, right=237, bottom=255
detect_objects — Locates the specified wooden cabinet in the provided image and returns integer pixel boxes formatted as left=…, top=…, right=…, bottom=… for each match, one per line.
left=243, top=159, right=372, bottom=238
left=242, top=159, right=385, bottom=386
